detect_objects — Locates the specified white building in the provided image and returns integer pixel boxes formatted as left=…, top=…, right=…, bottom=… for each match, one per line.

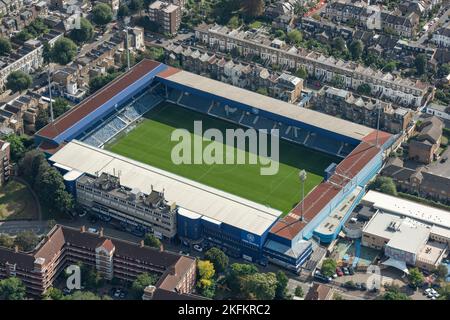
left=432, top=27, right=450, bottom=48
left=426, top=103, right=450, bottom=122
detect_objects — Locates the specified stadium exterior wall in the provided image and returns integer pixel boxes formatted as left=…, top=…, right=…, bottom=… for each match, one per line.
left=156, top=77, right=361, bottom=146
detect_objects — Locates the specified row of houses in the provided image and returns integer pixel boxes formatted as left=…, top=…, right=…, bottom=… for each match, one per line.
left=194, top=23, right=431, bottom=109
left=323, top=1, right=421, bottom=38
left=311, top=86, right=413, bottom=134
left=0, top=1, right=48, bottom=38
left=165, top=43, right=304, bottom=104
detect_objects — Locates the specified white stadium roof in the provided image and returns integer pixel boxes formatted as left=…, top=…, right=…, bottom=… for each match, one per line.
left=163, top=70, right=374, bottom=141
left=50, top=141, right=282, bottom=236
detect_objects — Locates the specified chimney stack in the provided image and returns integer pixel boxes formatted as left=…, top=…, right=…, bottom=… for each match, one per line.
left=140, top=240, right=145, bottom=248
left=80, top=225, right=86, bottom=233
left=99, top=227, right=104, bottom=237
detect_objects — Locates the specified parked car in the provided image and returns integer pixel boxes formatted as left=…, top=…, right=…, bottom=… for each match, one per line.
left=348, top=266, right=355, bottom=275
left=88, top=227, right=98, bottom=234
left=342, top=267, right=350, bottom=276
left=336, top=267, right=344, bottom=277
left=193, top=244, right=203, bottom=252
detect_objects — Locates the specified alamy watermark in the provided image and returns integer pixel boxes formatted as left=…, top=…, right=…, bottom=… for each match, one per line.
left=65, top=264, right=81, bottom=290
left=170, top=121, right=280, bottom=175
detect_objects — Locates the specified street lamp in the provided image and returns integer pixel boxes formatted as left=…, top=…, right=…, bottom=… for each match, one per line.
left=299, top=169, right=307, bottom=221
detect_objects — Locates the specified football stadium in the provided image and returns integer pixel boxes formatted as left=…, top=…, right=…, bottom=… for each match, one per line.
left=35, top=59, right=396, bottom=272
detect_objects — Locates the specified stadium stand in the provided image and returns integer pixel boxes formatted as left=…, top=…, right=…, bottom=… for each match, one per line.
left=80, top=91, right=163, bottom=147
left=305, top=133, right=342, bottom=155
left=208, top=104, right=244, bottom=123
left=178, top=92, right=213, bottom=113
left=167, top=88, right=183, bottom=103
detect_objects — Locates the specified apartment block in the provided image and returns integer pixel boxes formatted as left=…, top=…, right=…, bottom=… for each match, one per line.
left=148, top=1, right=181, bottom=35
left=0, top=139, right=10, bottom=187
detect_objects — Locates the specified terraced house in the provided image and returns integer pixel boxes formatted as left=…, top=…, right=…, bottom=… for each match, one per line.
left=194, top=24, right=431, bottom=109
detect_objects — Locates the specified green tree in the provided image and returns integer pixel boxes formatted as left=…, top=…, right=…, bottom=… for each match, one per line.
left=197, top=260, right=216, bottom=298
left=204, top=248, right=229, bottom=273
left=330, top=75, right=345, bottom=88
left=438, top=283, right=450, bottom=300
left=274, top=29, right=286, bottom=40
left=287, top=30, right=303, bottom=45
left=226, top=263, right=258, bottom=294
left=228, top=15, right=240, bottom=29
left=0, top=233, right=14, bottom=248
left=43, top=287, right=63, bottom=300
left=14, top=230, right=40, bottom=251
left=295, top=66, right=308, bottom=79
left=242, top=0, right=265, bottom=19
left=275, top=270, right=289, bottom=299
left=241, top=272, right=277, bottom=300
left=384, top=61, right=397, bottom=73
left=294, top=285, right=304, bottom=297
left=64, top=291, right=103, bottom=300
left=6, top=71, right=32, bottom=93
left=321, top=258, right=337, bottom=277
left=35, top=109, right=49, bottom=131
left=437, top=63, right=450, bottom=78
left=379, top=181, right=397, bottom=196
left=349, top=40, right=364, bottom=60
left=435, top=264, right=448, bottom=281
left=415, top=54, right=427, bottom=75
left=52, top=97, right=71, bottom=118
left=50, top=37, right=77, bottom=65
left=333, top=37, right=346, bottom=52
left=70, top=17, right=94, bottom=44
left=131, top=273, right=158, bottom=299
left=129, top=0, right=144, bottom=13
left=0, top=277, right=26, bottom=300
left=256, top=87, right=268, bottom=96
left=357, top=83, right=372, bottom=96
left=117, top=4, right=130, bottom=19
left=0, top=37, right=11, bottom=55
left=92, top=3, right=113, bottom=26
left=18, top=149, right=47, bottom=186
left=143, top=233, right=161, bottom=248
left=15, top=30, right=33, bottom=42
left=408, top=268, right=424, bottom=289
left=382, top=285, right=411, bottom=300
left=4, top=134, right=26, bottom=162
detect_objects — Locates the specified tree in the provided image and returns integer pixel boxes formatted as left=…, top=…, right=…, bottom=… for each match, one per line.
left=333, top=292, right=344, bottom=300
left=330, top=75, right=345, bottom=89
left=35, top=110, right=49, bottom=131
left=47, top=219, right=57, bottom=229
left=143, top=233, right=161, bottom=248
left=275, top=270, right=289, bottom=299
left=204, top=248, right=229, bottom=273
left=197, top=260, right=216, bottom=298
left=226, top=263, right=258, bottom=294
left=14, top=230, right=40, bottom=252
left=408, top=268, right=424, bottom=289
left=0, top=277, right=26, bottom=300
left=435, top=264, right=448, bottom=281
left=256, top=87, right=268, bottom=96
left=384, top=61, right=397, bottom=73
left=129, top=0, right=144, bottom=13
left=228, top=16, right=240, bottom=29
left=349, top=40, right=363, bottom=60
left=294, top=285, right=304, bottom=298
left=415, top=54, right=427, bottom=75
left=92, top=3, right=113, bottom=26
left=437, top=63, right=450, bottom=78
left=242, top=0, right=265, bottom=19
left=89, top=72, right=121, bottom=93
left=64, top=291, right=103, bottom=300
left=333, top=37, right=346, bottom=52
left=379, top=181, right=397, bottom=196
left=321, top=258, right=337, bottom=277
left=438, top=283, right=450, bottom=300
left=131, top=273, right=158, bottom=299
left=382, top=285, right=411, bottom=300
left=357, top=83, right=372, bottom=96
left=15, top=30, right=32, bottom=42
left=18, top=149, right=46, bottom=186
left=43, top=287, right=63, bottom=300
left=50, top=37, right=77, bottom=65
left=241, top=272, right=277, bottom=300
left=0, top=37, right=11, bottom=55
left=274, top=29, right=286, bottom=40
left=4, top=134, right=26, bottom=162
left=70, top=17, right=94, bottom=44
left=117, top=4, right=130, bottom=19
left=6, top=71, right=32, bottom=93
left=52, top=97, right=71, bottom=118
left=0, top=233, right=14, bottom=248
left=295, top=66, right=308, bottom=79
left=287, top=30, right=302, bottom=45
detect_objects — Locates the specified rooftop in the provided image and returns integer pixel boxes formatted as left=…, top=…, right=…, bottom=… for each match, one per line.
left=50, top=141, right=283, bottom=236
left=160, top=70, right=373, bottom=141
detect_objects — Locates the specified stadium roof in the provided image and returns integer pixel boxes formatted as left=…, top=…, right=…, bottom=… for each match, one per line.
left=50, top=140, right=282, bottom=236
left=36, top=60, right=163, bottom=140
left=159, top=69, right=374, bottom=141
left=270, top=130, right=392, bottom=241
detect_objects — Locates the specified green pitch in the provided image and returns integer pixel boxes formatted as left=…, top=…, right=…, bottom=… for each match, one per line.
left=106, top=103, right=339, bottom=214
